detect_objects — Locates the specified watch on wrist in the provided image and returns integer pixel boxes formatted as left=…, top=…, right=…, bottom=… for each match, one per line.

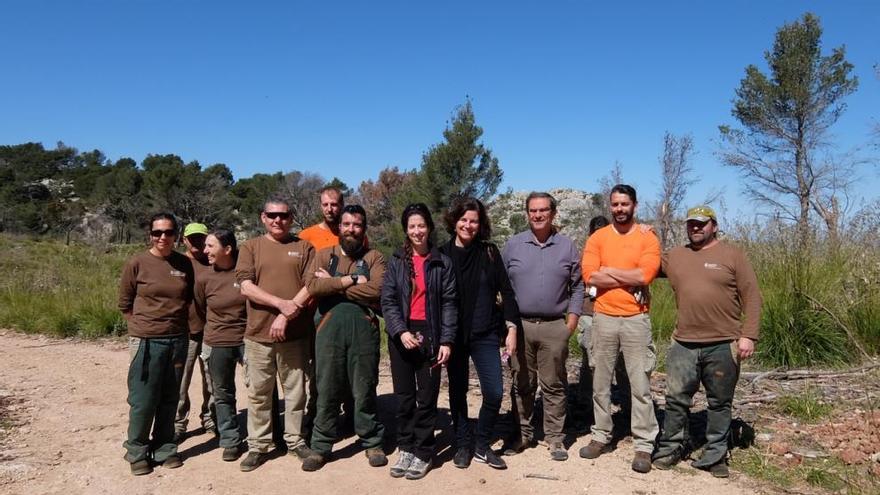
left=350, top=274, right=359, bottom=284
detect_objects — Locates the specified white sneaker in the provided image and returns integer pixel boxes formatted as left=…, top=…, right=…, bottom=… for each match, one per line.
left=390, top=450, right=414, bottom=478
left=405, top=456, right=431, bottom=480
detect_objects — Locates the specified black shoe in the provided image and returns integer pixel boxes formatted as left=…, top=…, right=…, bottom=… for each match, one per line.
left=502, top=438, right=536, bottom=456
left=452, top=447, right=472, bottom=469
left=474, top=448, right=507, bottom=470
left=652, top=452, right=680, bottom=470
left=172, top=430, right=186, bottom=444
left=222, top=445, right=243, bottom=462
left=162, top=454, right=183, bottom=469
left=130, top=459, right=152, bottom=476
left=301, top=453, right=327, bottom=472
left=239, top=452, right=268, bottom=472
left=632, top=452, right=652, bottom=473
left=289, top=444, right=315, bottom=461
left=550, top=442, right=568, bottom=461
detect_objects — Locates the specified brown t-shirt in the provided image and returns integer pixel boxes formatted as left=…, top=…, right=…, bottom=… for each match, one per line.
left=235, top=235, right=315, bottom=343
left=188, top=257, right=211, bottom=335
left=195, top=264, right=247, bottom=347
left=662, top=242, right=762, bottom=342
left=118, top=250, right=194, bottom=338
left=305, top=246, right=385, bottom=311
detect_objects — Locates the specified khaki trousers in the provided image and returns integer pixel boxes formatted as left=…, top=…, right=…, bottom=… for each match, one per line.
left=511, top=318, right=570, bottom=445
left=244, top=338, right=310, bottom=453
left=589, top=312, right=658, bottom=453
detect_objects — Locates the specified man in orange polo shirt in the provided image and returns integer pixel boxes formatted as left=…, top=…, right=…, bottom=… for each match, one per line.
left=578, top=184, right=661, bottom=474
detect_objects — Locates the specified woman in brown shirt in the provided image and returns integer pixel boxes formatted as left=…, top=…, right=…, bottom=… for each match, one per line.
left=118, top=213, right=193, bottom=475
left=196, top=228, right=248, bottom=462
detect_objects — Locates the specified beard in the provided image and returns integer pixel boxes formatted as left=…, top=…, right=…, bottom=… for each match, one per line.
left=341, top=234, right=366, bottom=258
left=613, top=210, right=633, bottom=225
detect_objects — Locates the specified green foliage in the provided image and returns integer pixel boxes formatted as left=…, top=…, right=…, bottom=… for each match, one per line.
left=777, top=387, right=833, bottom=422
left=415, top=100, right=503, bottom=221
left=0, top=236, right=134, bottom=337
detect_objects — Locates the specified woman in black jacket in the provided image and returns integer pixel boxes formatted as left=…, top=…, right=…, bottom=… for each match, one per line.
left=381, top=203, right=457, bottom=480
left=440, top=197, right=521, bottom=471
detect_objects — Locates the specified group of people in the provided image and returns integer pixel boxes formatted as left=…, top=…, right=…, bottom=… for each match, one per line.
left=118, top=183, right=762, bottom=481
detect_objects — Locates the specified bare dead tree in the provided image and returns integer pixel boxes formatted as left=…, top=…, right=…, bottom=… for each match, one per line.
left=655, top=132, right=697, bottom=249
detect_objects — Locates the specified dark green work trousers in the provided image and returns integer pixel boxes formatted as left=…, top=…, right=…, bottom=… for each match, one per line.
left=655, top=339, right=740, bottom=467
left=309, top=302, right=384, bottom=456
left=124, top=335, right=188, bottom=463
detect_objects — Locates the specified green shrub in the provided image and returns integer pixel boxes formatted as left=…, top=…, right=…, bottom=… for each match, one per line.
left=777, top=387, right=833, bottom=422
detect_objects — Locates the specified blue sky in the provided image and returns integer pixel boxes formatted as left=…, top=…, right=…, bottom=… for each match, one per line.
left=2, top=1, right=878, bottom=220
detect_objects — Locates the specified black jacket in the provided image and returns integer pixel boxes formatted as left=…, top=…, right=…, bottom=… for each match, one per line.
left=381, top=246, right=458, bottom=352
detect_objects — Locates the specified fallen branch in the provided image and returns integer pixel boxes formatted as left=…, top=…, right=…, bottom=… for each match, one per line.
left=524, top=473, right=560, bottom=481
left=740, top=363, right=880, bottom=382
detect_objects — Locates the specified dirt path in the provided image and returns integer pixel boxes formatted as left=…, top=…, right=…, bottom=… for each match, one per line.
left=0, top=331, right=756, bottom=495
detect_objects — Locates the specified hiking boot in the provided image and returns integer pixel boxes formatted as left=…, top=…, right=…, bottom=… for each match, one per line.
left=390, top=450, right=414, bottom=478
left=301, top=452, right=327, bottom=472
left=130, top=459, right=152, bottom=476
left=452, top=447, right=472, bottom=469
left=550, top=442, right=569, bottom=461
left=222, top=445, right=243, bottom=462
left=631, top=451, right=652, bottom=473
left=366, top=447, right=388, bottom=467
left=162, top=454, right=183, bottom=469
left=579, top=440, right=609, bottom=459
left=708, top=462, right=730, bottom=478
left=289, top=444, right=315, bottom=461
left=652, top=452, right=680, bottom=470
left=474, top=448, right=507, bottom=470
left=239, top=451, right=269, bottom=472
left=173, top=429, right=186, bottom=444
left=502, top=438, right=536, bottom=456
left=405, top=456, right=431, bottom=480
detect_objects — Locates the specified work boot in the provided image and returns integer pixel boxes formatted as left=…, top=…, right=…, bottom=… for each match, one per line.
left=130, top=459, right=152, bottom=476
left=162, top=454, right=183, bottom=469
left=708, top=461, right=730, bottom=478
left=502, top=437, right=536, bottom=456
left=222, top=445, right=243, bottom=462
left=652, top=452, right=680, bottom=470
left=239, top=452, right=269, bottom=472
left=578, top=440, right=609, bottom=459
left=631, top=451, right=652, bottom=473
left=289, top=444, right=315, bottom=461
left=366, top=447, right=388, bottom=467
left=301, top=452, right=327, bottom=472
left=452, top=447, right=472, bottom=469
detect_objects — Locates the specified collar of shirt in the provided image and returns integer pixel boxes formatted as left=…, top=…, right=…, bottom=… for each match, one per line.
left=526, top=229, right=557, bottom=248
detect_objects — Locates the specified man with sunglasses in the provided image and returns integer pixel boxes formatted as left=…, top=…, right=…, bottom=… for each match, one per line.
left=235, top=196, right=316, bottom=472
left=652, top=205, right=762, bottom=478
left=174, top=223, right=217, bottom=443
left=301, top=204, right=387, bottom=472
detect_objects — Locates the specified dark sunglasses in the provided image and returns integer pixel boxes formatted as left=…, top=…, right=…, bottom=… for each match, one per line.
left=150, top=229, right=177, bottom=238
left=264, top=211, right=291, bottom=220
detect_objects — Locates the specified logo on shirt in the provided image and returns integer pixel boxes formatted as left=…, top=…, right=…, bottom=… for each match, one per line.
left=170, top=270, right=186, bottom=277
left=703, top=262, right=722, bottom=270
left=287, top=251, right=302, bottom=257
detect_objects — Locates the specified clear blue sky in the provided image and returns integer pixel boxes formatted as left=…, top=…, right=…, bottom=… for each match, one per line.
left=2, top=1, right=878, bottom=220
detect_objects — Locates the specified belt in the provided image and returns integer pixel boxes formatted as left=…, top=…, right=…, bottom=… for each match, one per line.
left=521, top=315, right=563, bottom=324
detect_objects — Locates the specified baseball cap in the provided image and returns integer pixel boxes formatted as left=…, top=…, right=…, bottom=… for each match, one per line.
left=183, top=223, right=209, bottom=237
left=686, top=205, right=716, bottom=223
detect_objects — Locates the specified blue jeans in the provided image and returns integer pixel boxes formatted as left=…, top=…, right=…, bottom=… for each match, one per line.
left=655, top=339, right=740, bottom=467
left=448, top=332, right=504, bottom=451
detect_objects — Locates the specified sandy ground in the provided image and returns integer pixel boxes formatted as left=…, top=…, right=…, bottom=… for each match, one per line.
left=0, top=330, right=758, bottom=495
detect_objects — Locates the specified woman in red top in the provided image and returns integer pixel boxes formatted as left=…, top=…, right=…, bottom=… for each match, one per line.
left=380, top=203, right=458, bottom=480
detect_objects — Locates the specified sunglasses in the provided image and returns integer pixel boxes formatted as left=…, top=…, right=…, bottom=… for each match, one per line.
left=150, top=229, right=177, bottom=238
left=264, top=211, right=291, bottom=220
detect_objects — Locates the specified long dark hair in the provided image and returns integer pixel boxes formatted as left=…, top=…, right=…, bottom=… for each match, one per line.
left=210, top=228, right=239, bottom=264
left=444, top=197, right=491, bottom=242
left=401, top=203, right=434, bottom=284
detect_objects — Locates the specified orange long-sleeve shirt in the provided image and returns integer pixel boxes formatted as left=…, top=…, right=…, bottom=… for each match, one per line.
left=581, top=224, right=661, bottom=317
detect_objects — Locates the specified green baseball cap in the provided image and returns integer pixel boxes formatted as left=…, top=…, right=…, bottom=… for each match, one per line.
left=183, top=223, right=208, bottom=237
left=686, top=205, right=716, bottom=223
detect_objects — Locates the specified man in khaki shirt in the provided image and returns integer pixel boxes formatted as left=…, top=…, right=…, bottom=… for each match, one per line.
left=235, top=196, right=315, bottom=472
left=652, top=205, right=762, bottom=478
